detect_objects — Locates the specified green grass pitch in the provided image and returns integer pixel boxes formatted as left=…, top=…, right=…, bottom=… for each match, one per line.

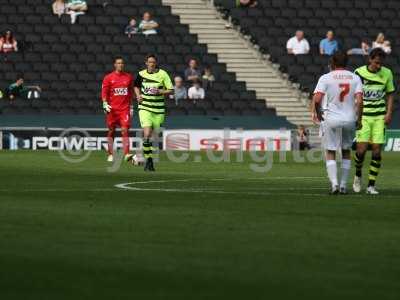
left=1, top=150, right=400, bottom=299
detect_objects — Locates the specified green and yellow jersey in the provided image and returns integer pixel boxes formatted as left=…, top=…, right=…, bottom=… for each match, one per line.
left=134, top=68, right=173, bottom=115
left=355, top=65, right=395, bottom=117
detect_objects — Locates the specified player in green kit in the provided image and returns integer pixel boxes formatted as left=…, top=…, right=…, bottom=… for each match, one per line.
left=353, top=48, right=396, bottom=194
left=134, top=54, right=173, bottom=171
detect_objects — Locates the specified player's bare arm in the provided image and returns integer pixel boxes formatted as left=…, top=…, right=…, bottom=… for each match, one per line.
left=355, top=93, right=363, bottom=129
left=134, top=87, right=143, bottom=103
left=311, top=93, right=324, bottom=124
left=157, top=88, right=173, bottom=96
left=385, top=93, right=394, bottom=125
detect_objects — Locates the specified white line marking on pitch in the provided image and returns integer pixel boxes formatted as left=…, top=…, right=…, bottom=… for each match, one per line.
left=113, top=179, right=399, bottom=198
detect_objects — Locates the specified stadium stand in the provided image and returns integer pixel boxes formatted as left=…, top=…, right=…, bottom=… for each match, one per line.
left=0, top=0, right=290, bottom=124
left=214, top=0, right=399, bottom=127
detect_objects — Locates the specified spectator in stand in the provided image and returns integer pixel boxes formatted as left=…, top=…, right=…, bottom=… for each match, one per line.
left=0, top=31, right=18, bottom=53
left=66, top=0, right=87, bottom=24
left=202, top=66, right=215, bottom=90
left=52, top=0, right=66, bottom=18
left=184, top=59, right=201, bottom=83
left=188, top=79, right=205, bottom=101
left=139, top=12, right=159, bottom=36
left=372, top=33, right=392, bottom=54
left=382, top=41, right=392, bottom=54
left=297, top=125, right=310, bottom=150
left=319, top=31, right=339, bottom=55
left=286, top=30, right=310, bottom=55
left=125, top=18, right=139, bottom=38
left=6, top=77, right=41, bottom=100
left=347, top=39, right=371, bottom=56
left=238, top=0, right=258, bottom=7
left=172, top=76, right=187, bottom=105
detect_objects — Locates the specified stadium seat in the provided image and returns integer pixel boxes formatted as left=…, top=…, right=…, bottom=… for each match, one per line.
left=0, top=0, right=277, bottom=118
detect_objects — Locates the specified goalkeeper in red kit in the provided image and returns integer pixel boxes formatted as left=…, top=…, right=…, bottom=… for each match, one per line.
left=101, top=57, right=134, bottom=162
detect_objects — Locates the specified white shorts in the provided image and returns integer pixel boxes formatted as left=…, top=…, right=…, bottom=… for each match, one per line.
left=320, top=118, right=355, bottom=151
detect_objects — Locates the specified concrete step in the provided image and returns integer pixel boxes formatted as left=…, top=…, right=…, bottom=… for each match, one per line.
left=198, top=34, right=238, bottom=39
left=246, top=82, right=287, bottom=88
left=164, top=0, right=202, bottom=2
left=237, top=75, right=282, bottom=81
left=250, top=87, right=293, bottom=93
left=227, top=63, right=269, bottom=68
left=199, top=39, right=244, bottom=44
left=259, top=94, right=298, bottom=100
left=177, top=15, right=217, bottom=19
left=224, top=62, right=267, bottom=68
left=168, top=5, right=206, bottom=9
left=164, top=0, right=204, bottom=4
left=276, top=111, right=311, bottom=117
left=265, top=96, right=301, bottom=101
left=219, top=54, right=257, bottom=60
left=236, top=74, right=277, bottom=79
left=207, top=44, right=248, bottom=50
left=286, top=116, right=313, bottom=122
left=165, top=0, right=310, bottom=126
left=204, top=41, right=245, bottom=47
left=218, top=57, right=260, bottom=62
left=190, top=24, right=226, bottom=29
left=172, top=9, right=214, bottom=14
left=266, top=101, right=305, bottom=107
left=275, top=107, right=310, bottom=113
left=180, top=18, right=224, bottom=24
left=192, top=29, right=230, bottom=34
left=165, top=3, right=205, bottom=7
left=264, top=95, right=301, bottom=100
left=241, top=79, right=288, bottom=85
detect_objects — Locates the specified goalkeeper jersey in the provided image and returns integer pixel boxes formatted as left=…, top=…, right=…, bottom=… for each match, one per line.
left=101, top=71, right=134, bottom=111
left=134, top=68, right=173, bottom=114
left=355, top=65, right=395, bottom=117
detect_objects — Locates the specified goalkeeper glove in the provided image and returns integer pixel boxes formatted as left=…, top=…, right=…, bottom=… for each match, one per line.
left=102, top=101, right=111, bottom=113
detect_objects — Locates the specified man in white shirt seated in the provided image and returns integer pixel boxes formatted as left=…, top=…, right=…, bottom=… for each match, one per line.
left=286, top=30, right=310, bottom=55
left=66, top=0, right=87, bottom=24
left=139, top=12, right=159, bottom=35
left=188, top=80, right=205, bottom=100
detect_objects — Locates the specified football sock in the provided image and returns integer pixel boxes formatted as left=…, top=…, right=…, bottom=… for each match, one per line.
left=107, top=129, right=115, bottom=155
left=354, top=152, right=364, bottom=177
left=340, top=159, right=351, bottom=188
left=143, top=139, right=152, bottom=159
left=368, top=155, right=381, bottom=187
left=326, top=160, right=338, bottom=188
left=121, top=129, right=130, bottom=156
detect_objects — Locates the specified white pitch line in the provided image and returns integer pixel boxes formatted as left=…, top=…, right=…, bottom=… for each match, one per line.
left=0, top=188, right=117, bottom=192
left=113, top=179, right=399, bottom=198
